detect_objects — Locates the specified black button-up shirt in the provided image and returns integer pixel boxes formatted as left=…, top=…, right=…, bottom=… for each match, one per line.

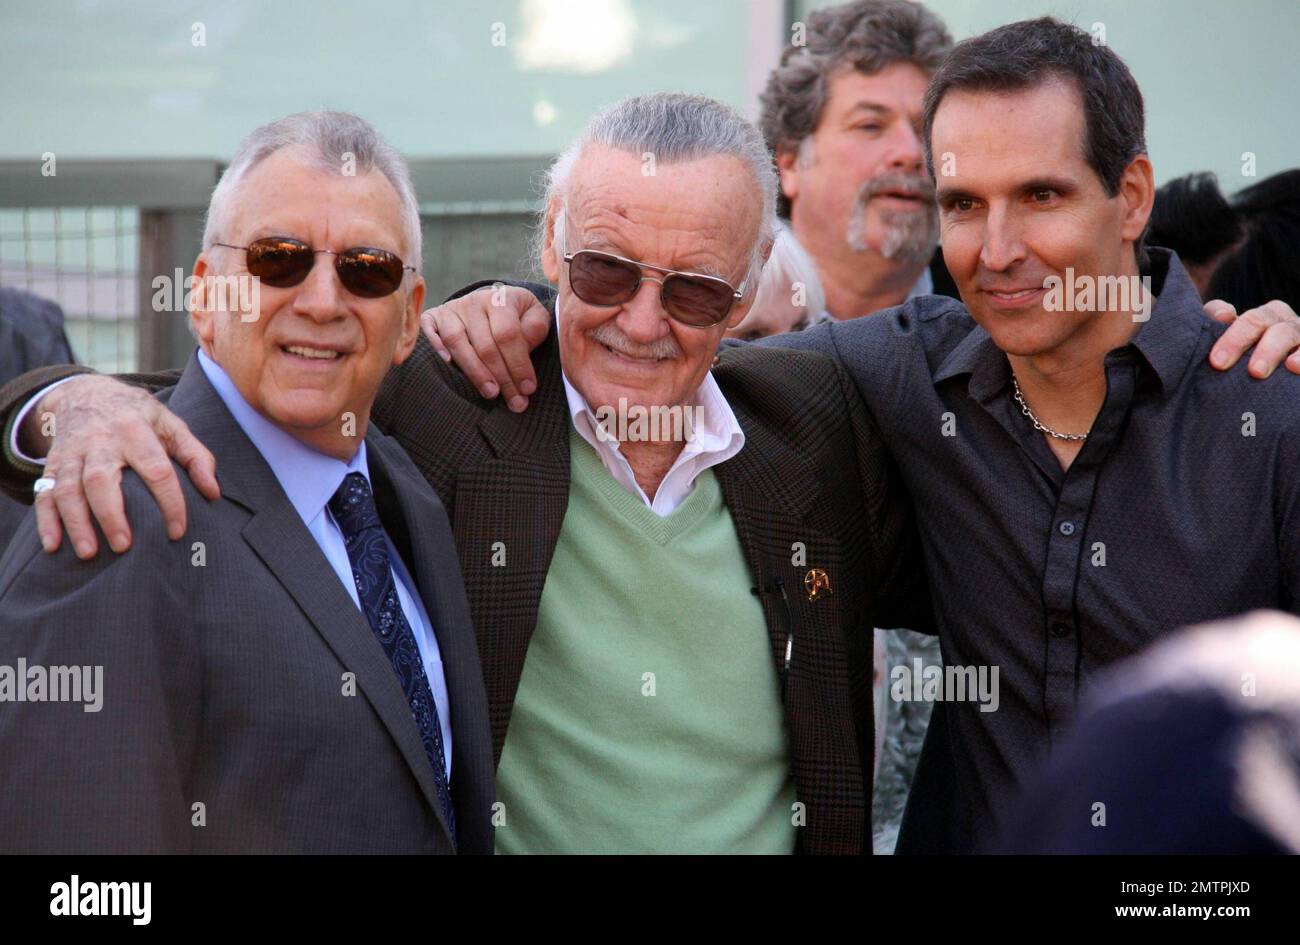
left=760, top=249, right=1300, bottom=852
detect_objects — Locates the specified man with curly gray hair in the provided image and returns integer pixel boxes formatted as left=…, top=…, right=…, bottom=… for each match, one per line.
left=759, top=0, right=954, bottom=322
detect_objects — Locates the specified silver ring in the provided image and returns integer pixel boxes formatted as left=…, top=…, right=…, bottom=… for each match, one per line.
left=33, top=477, right=56, bottom=495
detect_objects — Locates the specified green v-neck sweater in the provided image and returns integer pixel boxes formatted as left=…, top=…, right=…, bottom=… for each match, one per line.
left=494, top=428, right=797, bottom=853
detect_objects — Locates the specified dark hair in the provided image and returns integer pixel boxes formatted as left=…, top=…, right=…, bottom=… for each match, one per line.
left=760, top=0, right=952, bottom=217
left=1205, top=169, right=1300, bottom=313
left=1147, top=173, right=1244, bottom=266
left=922, top=18, right=1146, bottom=197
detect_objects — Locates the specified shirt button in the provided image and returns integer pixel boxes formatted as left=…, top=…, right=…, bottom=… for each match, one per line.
left=1051, top=622, right=1073, bottom=638
left=1058, top=521, right=1076, bottom=536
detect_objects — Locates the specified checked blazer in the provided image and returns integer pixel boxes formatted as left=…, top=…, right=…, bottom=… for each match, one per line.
left=0, top=281, right=932, bottom=855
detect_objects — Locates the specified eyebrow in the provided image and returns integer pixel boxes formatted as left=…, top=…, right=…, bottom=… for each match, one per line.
left=935, top=175, right=1080, bottom=204
left=845, top=101, right=892, bottom=119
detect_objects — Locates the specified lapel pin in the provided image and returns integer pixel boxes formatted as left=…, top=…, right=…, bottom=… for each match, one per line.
left=804, top=568, right=831, bottom=601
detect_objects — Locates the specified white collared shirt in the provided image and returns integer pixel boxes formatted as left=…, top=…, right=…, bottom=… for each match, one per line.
left=558, top=298, right=745, bottom=517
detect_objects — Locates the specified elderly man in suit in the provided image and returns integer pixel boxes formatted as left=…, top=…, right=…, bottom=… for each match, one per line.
left=0, top=111, right=494, bottom=853
left=0, top=93, right=930, bottom=854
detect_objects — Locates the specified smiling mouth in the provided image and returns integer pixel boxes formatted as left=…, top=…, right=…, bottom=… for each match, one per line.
left=985, top=288, right=1044, bottom=303
left=599, top=341, right=664, bottom=363
left=281, top=344, right=343, bottom=361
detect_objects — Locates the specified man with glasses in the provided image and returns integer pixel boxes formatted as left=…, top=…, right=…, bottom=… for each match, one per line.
left=0, top=112, right=495, bottom=853
left=0, top=93, right=930, bottom=854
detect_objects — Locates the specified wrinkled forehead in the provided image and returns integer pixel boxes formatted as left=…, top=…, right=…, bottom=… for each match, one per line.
left=228, top=148, right=408, bottom=248
left=565, top=147, right=761, bottom=270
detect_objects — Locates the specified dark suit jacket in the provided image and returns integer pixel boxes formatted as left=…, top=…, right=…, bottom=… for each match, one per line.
left=0, top=288, right=76, bottom=389
left=0, top=288, right=930, bottom=854
left=0, top=289, right=77, bottom=551
left=0, top=354, right=495, bottom=853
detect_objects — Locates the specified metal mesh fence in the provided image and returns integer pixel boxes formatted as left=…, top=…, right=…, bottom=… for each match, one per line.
left=0, top=206, right=139, bottom=373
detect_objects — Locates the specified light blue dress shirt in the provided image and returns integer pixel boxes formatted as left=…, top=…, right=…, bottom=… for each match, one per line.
left=197, top=349, right=452, bottom=777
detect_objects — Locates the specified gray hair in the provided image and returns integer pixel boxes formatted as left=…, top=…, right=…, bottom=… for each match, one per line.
left=752, top=222, right=825, bottom=319
left=759, top=0, right=952, bottom=217
left=539, top=92, right=778, bottom=289
left=202, top=111, right=422, bottom=279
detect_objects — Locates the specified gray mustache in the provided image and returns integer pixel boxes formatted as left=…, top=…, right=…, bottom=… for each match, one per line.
left=859, top=172, right=937, bottom=204
left=587, top=322, right=682, bottom=360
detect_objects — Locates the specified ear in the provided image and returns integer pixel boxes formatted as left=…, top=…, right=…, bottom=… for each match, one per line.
left=190, top=253, right=216, bottom=352
left=776, top=146, right=801, bottom=206
left=725, top=236, right=774, bottom=331
left=541, top=196, right=562, bottom=284
left=1118, top=153, right=1155, bottom=245
left=392, top=277, right=426, bottom=366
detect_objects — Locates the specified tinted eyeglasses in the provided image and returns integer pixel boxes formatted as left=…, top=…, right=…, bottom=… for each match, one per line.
left=211, top=237, right=417, bottom=298
left=562, top=232, right=747, bottom=328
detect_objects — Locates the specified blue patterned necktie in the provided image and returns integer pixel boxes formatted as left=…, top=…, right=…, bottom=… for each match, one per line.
left=328, top=471, right=455, bottom=843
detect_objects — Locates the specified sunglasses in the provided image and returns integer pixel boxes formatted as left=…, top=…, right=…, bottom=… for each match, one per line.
left=562, top=235, right=746, bottom=328
left=211, top=237, right=417, bottom=298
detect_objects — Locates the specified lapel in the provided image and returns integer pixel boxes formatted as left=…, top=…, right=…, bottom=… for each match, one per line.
left=452, top=325, right=572, bottom=759
left=368, top=432, right=489, bottom=831
left=710, top=349, right=825, bottom=531
left=166, top=354, right=455, bottom=845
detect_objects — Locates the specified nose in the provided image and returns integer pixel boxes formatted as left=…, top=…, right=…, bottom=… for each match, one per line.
left=617, top=274, right=672, bottom=343
left=290, top=253, right=348, bottom=322
left=979, top=203, right=1027, bottom=272
left=884, top=121, right=925, bottom=175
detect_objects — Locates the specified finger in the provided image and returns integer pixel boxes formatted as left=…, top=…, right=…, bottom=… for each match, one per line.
left=33, top=487, right=63, bottom=554
left=158, top=413, right=220, bottom=502
left=434, top=310, right=499, bottom=399
left=515, top=301, right=552, bottom=396
left=1209, top=310, right=1258, bottom=370
left=421, top=308, right=451, bottom=362
left=1246, top=322, right=1300, bottom=379
left=49, top=456, right=98, bottom=559
left=1203, top=299, right=1237, bottom=325
left=126, top=430, right=189, bottom=541
left=467, top=306, right=523, bottom=409
left=81, top=449, right=131, bottom=553
left=487, top=304, right=532, bottom=411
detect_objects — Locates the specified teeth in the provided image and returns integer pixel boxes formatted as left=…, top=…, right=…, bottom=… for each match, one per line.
left=284, top=345, right=340, bottom=360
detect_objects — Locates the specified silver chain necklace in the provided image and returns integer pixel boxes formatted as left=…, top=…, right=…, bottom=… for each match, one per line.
left=1011, top=376, right=1090, bottom=442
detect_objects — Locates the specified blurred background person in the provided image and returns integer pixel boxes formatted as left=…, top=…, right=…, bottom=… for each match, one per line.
left=999, top=610, right=1300, bottom=854
left=0, top=287, right=75, bottom=388
left=1148, top=169, right=1300, bottom=314
left=760, top=0, right=959, bottom=325
left=1206, top=170, right=1300, bottom=315
left=0, top=287, right=76, bottom=551
left=1146, top=172, right=1244, bottom=296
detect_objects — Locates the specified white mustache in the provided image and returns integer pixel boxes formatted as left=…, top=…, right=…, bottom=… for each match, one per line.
left=587, top=322, right=682, bottom=360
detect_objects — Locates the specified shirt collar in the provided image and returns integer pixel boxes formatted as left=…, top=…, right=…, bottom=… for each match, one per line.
left=554, top=294, right=744, bottom=457
left=197, top=348, right=368, bottom=526
left=807, top=265, right=934, bottom=326
left=934, top=248, right=1206, bottom=398
left=1124, top=248, right=1206, bottom=392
